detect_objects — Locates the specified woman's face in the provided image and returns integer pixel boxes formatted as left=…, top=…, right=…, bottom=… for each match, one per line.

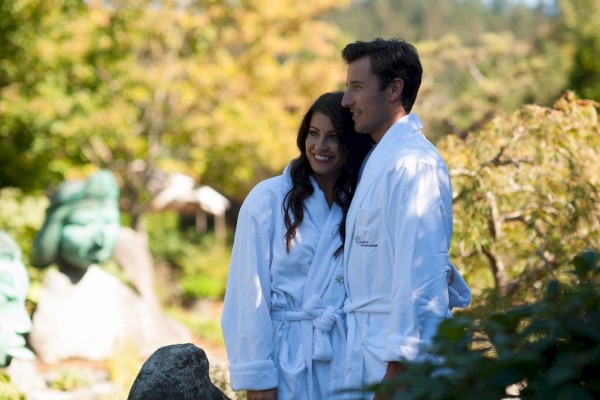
left=305, top=111, right=345, bottom=188
left=59, top=202, right=120, bottom=269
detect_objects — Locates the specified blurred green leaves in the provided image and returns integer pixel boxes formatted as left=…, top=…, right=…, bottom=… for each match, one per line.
left=370, top=250, right=600, bottom=400
left=440, top=93, right=600, bottom=307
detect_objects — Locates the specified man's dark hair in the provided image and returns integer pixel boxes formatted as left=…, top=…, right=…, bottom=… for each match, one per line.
left=342, top=38, right=423, bottom=113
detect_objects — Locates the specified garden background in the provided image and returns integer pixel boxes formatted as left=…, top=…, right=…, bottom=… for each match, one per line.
left=1, top=0, right=599, bottom=398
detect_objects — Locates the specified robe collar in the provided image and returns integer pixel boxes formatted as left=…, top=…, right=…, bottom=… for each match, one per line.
left=282, top=161, right=333, bottom=235
left=343, top=113, right=424, bottom=268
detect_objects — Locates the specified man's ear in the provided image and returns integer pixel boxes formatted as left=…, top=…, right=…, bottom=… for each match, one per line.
left=389, top=78, right=404, bottom=102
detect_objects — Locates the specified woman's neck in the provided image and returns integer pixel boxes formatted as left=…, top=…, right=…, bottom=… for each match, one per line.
left=313, top=174, right=337, bottom=208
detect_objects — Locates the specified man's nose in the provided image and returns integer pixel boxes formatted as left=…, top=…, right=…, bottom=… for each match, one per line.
left=341, top=91, right=352, bottom=108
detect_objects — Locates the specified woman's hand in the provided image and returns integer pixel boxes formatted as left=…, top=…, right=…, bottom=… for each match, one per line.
left=247, top=389, right=278, bottom=400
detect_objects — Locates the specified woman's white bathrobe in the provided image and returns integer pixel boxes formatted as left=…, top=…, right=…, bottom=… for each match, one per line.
left=221, top=167, right=347, bottom=399
left=342, top=114, right=471, bottom=395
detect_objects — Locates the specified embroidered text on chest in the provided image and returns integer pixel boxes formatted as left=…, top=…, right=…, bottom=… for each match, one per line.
left=354, top=235, right=378, bottom=248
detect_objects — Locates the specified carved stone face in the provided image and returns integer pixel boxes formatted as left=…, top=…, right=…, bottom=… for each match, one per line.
left=32, top=169, right=121, bottom=270
left=59, top=200, right=121, bottom=269
left=0, top=264, right=30, bottom=333
left=0, top=232, right=34, bottom=366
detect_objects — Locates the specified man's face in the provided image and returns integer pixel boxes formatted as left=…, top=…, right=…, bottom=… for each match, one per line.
left=342, top=56, right=395, bottom=143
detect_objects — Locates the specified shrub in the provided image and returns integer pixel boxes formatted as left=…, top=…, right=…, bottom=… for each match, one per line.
left=146, top=212, right=231, bottom=301
left=370, top=250, right=600, bottom=400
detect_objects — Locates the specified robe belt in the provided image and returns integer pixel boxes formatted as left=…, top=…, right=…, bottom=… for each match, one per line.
left=271, top=295, right=345, bottom=361
left=343, top=295, right=391, bottom=314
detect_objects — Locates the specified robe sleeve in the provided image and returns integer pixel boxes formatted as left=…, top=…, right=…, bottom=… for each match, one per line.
left=221, top=207, right=278, bottom=390
left=383, top=160, right=451, bottom=363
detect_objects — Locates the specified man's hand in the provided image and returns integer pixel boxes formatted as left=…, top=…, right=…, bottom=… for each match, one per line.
left=373, top=361, right=406, bottom=400
left=247, top=388, right=278, bottom=400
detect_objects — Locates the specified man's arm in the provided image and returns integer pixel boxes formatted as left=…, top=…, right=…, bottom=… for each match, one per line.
left=385, top=161, right=451, bottom=359
left=374, top=362, right=406, bottom=400
left=247, top=389, right=278, bottom=400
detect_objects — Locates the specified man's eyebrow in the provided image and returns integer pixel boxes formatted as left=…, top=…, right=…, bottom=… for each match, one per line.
left=346, top=79, right=364, bottom=86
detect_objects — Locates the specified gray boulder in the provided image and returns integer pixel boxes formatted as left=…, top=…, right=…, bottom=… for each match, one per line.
left=29, top=265, right=191, bottom=363
left=113, top=227, right=161, bottom=310
left=128, top=343, right=229, bottom=400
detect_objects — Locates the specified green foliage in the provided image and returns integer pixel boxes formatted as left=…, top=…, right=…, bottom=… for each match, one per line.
left=330, top=0, right=553, bottom=44
left=416, top=31, right=568, bottom=140
left=1, top=1, right=598, bottom=361
left=167, top=306, right=225, bottom=348
left=330, top=1, right=569, bottom=140
left=48, top=367, right=90, bottom=391
left=0, top=371, right=24, bottom=400
left=0, top=188, right=47, bottom=261
left=0, top=0, right=90, bottom=191
left=559, top=0, right=600, bottom=101
left=146, top=212, right=231, bottom=300
left=106, top=341, right=143, bottom=399
left=0, top=0, right=352, bottom=229
left=0, top=188, right=49, bottom=306
left=370, top=250, right=600, bottom=400
left=439, top=93, right=600, bottom=305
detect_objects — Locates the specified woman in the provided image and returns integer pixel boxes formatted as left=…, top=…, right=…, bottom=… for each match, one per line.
left=221, top=92, right=373, bottom=400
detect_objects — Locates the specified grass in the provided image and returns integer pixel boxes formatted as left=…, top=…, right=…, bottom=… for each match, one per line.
left=166, top=304, right=225, bottom=349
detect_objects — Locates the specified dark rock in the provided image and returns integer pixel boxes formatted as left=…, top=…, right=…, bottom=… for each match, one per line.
left=128, top=343, right=229, bottom=400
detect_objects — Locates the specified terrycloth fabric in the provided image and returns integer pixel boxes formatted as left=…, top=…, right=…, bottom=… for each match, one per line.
left=343, top=114, right=471, bottom=395
left=221, top=166, right=347, bottom=399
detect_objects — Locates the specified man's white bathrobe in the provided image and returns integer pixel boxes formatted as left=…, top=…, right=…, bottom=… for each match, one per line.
left=221, top=166, right=347, bottom=399
left=343, top=114, right=471, bottom=394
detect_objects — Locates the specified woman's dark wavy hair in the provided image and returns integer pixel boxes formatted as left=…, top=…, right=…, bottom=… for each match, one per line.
left=283, top=92, right=373, bottom=257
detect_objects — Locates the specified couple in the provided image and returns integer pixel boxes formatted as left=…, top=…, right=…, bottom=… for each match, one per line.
left=221, top=38, right=471, bottom=400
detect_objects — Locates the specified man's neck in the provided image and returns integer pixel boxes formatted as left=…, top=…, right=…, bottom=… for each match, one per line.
left=370, top=110, right=408, bottom=144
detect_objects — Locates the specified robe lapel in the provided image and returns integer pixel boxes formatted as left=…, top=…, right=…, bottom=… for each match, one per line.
left=303, top=175, right=343, bottom=299
left=301, top=178, right=347, bottom=397
left=343, top=113, right=424, bottom=274
left=303, top=204, right=343, bottom=299
left=302, top=176, right=329, bottom=235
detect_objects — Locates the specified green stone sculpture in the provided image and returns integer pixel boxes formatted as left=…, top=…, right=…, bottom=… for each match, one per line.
left=0, top=231, right=34, bottom=367
left=31, top=170, right=121, bottom=272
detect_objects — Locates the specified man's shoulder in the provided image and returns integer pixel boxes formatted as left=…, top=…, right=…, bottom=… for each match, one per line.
left=390, top=132, right=445, bottom=168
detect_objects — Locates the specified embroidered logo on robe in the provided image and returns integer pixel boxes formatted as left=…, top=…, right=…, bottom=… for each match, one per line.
left=334, top=275, right=344, bottom=286
left=354, top=235, right=378, bottom=248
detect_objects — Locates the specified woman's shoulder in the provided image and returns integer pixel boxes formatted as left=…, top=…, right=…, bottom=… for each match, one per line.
left=250, top=174, right=289, bottom=196
left=241, top=174, right=290, bottom=213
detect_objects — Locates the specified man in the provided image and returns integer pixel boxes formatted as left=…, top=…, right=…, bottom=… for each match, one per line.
left=341, top=38, right=471, bottom=399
